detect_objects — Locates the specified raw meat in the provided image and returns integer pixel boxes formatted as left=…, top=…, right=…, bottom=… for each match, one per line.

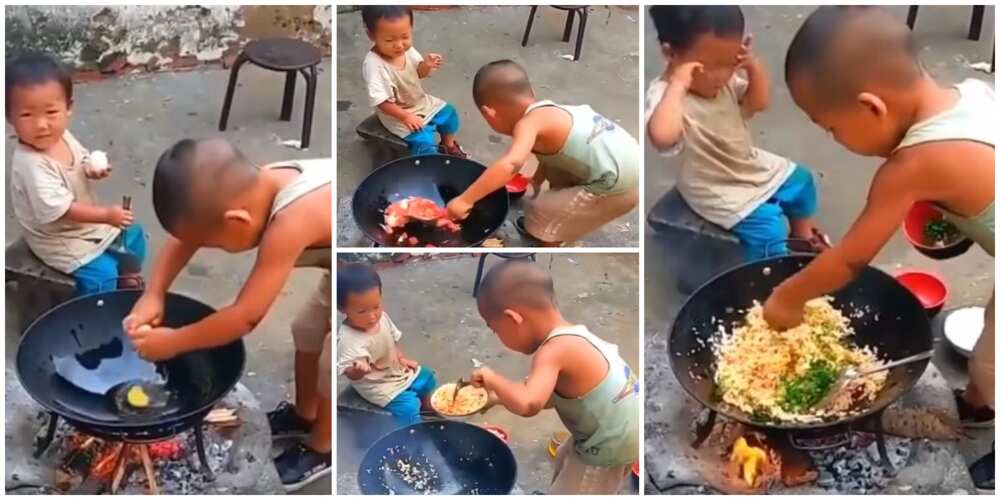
left=381, top=197, right=460, bottom=246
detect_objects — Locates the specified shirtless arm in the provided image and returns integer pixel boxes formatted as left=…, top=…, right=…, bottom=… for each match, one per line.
left=763, top=156, right=918, bottom=329
left=130, top=219, right=312, bottom=359
left=447, top=116, right=539, bottom=219
left=473, top=344, right=561, bottom=417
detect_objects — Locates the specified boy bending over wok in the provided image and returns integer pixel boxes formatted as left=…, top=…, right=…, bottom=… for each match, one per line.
left=447, top=60, right=640, bottom=246
left=762, top=7, right=994, bottom=490
left=122, top=139, right=332, bottom=492
left=470, top=260, right=639, bottom=494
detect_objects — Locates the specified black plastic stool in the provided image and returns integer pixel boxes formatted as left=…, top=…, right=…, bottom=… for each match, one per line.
left=219, top=38, right=323, bottom=148
left=907, top=5, right=993, bottom=73
left=522, top=6, right=589, bottom=61
left=472, top=253, right=536, bottom=297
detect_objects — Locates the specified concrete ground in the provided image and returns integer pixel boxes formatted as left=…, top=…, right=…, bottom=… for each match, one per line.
left=336, top=6, right=641, bottom=248
left=335, top=253, right=640, bottom=494
left=4, top=62, right=332, bottom=494
left=643, top=5, right=995, bottom=494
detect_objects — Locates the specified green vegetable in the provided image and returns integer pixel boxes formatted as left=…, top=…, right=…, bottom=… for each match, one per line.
left=780, top=360, right=839, bottom=412
left=924, top=219, right=960, bottom=245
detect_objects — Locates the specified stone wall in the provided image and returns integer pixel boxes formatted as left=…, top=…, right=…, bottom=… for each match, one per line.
left=5, top=5, right=331, bottom=75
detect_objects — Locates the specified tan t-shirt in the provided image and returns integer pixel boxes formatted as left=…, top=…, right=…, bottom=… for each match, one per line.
left=9, top=131, right=119, bottom=273
left=362, top=47, right=446, bottom=139
left=645, top=74, right=794, bottom=229
left=337, top=312, right=419, bottom=407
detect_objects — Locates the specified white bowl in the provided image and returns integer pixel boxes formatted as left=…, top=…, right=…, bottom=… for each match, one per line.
left=943, top=306, right=985, bottom=358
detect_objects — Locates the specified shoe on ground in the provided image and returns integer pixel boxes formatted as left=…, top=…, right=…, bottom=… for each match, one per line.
left=969, top=448, right=995, bottom=493
left=274, top=441, right=332, bottom=492
left=267, top=401, right=313, bottom=439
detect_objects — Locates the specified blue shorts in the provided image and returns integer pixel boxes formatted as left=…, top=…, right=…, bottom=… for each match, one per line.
left=404, top=103, right=460, bottom=156
left=730, top=165, right=818, bottom=261
left=383, top=367, right=436, bottom=427
left=72, top=224, right=147, bottom=295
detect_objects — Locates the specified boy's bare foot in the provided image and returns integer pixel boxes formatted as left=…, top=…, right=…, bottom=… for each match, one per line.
left=788, top=228, right=833, bottom=254
left=439, top=141, right=471, bottom=159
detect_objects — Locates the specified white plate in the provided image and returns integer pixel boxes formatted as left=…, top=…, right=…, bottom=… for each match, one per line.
left=943, top=306, right=985, bottom=357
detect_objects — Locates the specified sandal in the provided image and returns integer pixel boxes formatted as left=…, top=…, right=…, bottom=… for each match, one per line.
left=787, top=229, right=833, bottom=254
left=439, top=141, right=471, bottom=159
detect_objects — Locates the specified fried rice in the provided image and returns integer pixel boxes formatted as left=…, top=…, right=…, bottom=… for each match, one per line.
left=712, top=297, right=887, bottom=422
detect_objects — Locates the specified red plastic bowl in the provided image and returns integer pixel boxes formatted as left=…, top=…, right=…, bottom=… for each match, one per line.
left=895, top=270, right=948, bottom=317
left=506, top=174, right=529, bottom=200
left=481, top=424, right=511, bottom=444
left=902, top=201, right=973, bottom=260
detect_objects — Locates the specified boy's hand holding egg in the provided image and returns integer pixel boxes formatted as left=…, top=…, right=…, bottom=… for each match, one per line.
left=85, top=150, right=112, bottom=179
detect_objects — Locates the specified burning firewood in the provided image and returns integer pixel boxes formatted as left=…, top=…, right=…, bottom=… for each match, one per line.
left=139, top=445, right=160, bottom=495
left=882, top=407, right=967, bottom=440
left=205, top=408, right=240, bottom=427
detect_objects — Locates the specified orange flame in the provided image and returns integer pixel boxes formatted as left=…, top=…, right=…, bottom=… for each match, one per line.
left=730, top=437, right=769, bottom=487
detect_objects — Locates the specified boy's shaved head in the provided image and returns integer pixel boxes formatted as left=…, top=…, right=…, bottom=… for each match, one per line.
left=786, top=6, right=922, bottom=108
left=472, top=59, right=534, bottom=107
left=153, top=138, right=258, bottom=235
left=476, top=260, right=556, bottom=318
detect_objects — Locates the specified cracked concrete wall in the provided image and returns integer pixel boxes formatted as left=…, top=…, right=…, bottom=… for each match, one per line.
left=5, top=5, right=332, bottom=73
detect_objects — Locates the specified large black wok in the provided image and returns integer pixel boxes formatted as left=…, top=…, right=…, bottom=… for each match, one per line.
left=358, top=421, right=517, bottom=495
left=352, top=154, right=510, bottom=247
left=669, top=255, right=933, bottom=429
left=16, top=290, right=245, bottom=441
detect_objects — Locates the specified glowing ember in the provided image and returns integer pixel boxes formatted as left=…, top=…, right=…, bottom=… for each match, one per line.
left=730, top=437, right=769, bottom=487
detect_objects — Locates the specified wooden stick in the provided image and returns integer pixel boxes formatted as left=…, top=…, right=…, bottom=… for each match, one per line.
left=139, top=445, right=159, bottom=495
left=110, top=444, right=129, bottom=493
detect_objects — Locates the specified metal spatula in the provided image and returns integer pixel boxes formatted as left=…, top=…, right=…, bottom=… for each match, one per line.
left=815, top=350, right=934, bottom=409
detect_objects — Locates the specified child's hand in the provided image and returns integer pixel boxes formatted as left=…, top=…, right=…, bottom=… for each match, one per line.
left=106, top=206, right=134, bottom=228
left=85, top=164, right=112, bottom=180
left=397, top=351, right=419, bottom=370
left=446, top=197, right=473, bottom=221
left=762, top=288, right=806, bottom=330
left=403, top=113, right=424, bottom=133
left=425, top=53, right=444, bottom=70
left=470, top=366, right=495, bottom=389
left=669, top=61, right=704, bottom=92
left=345, top=359, right=372, bottom=378
left=123, top=294, right=165, bottom=334
left=127, top=325, right=183, bottom=361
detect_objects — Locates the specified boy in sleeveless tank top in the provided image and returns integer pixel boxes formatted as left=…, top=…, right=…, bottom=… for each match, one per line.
left=469, top=260, right=639, bottom=493
left=447, top=60, right=640, bottom=246
left=764, top=8, right=994, bottom=489
left=122, top=139, right=333, bottom=491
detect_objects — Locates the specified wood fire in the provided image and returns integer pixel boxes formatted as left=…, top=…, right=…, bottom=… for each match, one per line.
left=730, top=436, right=769, bottom=487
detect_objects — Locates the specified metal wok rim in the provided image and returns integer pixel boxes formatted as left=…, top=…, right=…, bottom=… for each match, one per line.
left=15, top=290, right=246, bottom=431
left=667, top=255, right=932, bottom=430
left=351, top=153, right=510, bottom=248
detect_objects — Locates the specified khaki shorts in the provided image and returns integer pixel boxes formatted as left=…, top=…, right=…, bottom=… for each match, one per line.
left=524, top=185, right=638, bottom=244
left=291, top=272, right=332, bottom=398
left=550, top=440, right=629, bottom=495
left=970, top=291, right=995, bottom=409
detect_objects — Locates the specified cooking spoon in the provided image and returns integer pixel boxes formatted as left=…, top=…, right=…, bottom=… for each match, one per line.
left=816, top=350, right=934, bottom=409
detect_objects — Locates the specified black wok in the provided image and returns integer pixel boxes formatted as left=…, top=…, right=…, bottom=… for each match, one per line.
left=352, top=154, right=510, bottom=247
left=16, top=290, right=245, bottom=441
left=669, top=255, right=933, bottom=429
left=358, top=421, right=517, bottom=495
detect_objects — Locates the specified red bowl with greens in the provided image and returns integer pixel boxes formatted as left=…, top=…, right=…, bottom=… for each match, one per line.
left=902, top=201, right=973, bottom=260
